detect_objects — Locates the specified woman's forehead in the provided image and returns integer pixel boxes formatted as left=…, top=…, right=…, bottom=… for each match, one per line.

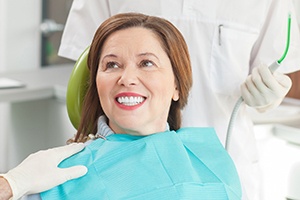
left=100, top=27, right=167, bottom=58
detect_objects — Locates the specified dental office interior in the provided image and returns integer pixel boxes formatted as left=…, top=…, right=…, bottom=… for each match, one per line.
left=0, top=1, right=300, bottom=199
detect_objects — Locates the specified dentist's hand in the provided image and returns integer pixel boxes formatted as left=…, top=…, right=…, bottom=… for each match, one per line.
left=241, top=64, right=292, bottom=112
left=1, top=143, right=88, bottom=200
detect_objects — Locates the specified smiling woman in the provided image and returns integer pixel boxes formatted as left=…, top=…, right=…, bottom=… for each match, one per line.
left=97, top=27, right=179, bottom=135
left=76, top=12, right=192, bottom=141
left=37, top=13, right=242, bottom=200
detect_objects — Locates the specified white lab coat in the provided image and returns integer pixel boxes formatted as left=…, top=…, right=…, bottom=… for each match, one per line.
left=58, top=1, right=300, bottom=199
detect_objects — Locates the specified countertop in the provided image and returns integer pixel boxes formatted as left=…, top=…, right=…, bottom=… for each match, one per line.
left=0, top=64, right=73, bottom=102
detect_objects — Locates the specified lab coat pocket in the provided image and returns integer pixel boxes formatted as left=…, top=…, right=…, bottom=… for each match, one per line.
left=210, top=25, right=258, bottom=96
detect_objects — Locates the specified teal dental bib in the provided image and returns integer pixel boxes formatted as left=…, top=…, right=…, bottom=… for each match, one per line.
left=41, top=127, right=241, bottom=199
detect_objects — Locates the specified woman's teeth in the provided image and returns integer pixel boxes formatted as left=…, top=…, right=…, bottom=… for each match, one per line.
left=117, top=96, right=145, bottom=106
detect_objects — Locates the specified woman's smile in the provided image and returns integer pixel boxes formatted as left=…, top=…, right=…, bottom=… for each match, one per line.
left=115, top=92, right=146, bottom=109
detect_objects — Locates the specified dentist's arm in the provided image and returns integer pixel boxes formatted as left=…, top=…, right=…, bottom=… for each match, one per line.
left=241, top=63, right=292, bottom=112
left=0, top=143, right=87, bottom=200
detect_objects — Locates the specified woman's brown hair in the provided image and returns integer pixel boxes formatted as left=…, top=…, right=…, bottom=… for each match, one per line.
left=75, top=12, right=192, bottom=142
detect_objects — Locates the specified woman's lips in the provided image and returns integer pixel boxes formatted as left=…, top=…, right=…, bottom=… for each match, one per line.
left=116, top=96, right=145, bottom=106
left=115, top=92, right=146, bottom=109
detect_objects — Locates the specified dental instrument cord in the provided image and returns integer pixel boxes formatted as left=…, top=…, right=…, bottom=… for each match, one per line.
left=278, top=13, right=292, bottom=64
left=225, top=14, right=292, bottom=150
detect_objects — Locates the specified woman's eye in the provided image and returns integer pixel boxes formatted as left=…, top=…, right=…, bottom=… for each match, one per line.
left=106, top=62, right=119, bottom=69
left=140, top=60, right=154, bottom=67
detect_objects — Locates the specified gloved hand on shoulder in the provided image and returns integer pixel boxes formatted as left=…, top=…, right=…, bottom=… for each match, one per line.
left=0, top=143, right=87, bottom=200
left=241, top=63, right=292, bottom=112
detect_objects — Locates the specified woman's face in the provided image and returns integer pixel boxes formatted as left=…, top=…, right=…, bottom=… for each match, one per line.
left=97, top=27, right=179, bottom=135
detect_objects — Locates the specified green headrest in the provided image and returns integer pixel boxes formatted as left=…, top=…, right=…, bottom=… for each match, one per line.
left=66, top=47, right=90, bottom=130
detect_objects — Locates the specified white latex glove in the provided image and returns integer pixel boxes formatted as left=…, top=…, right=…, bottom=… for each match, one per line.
left=241, top=64, right=292, bottom=112
left=1, top=143, right=88, bottom=200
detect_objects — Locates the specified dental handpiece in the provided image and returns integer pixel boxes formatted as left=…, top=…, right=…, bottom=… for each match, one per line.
left=225, top=13, right=292, bottom=151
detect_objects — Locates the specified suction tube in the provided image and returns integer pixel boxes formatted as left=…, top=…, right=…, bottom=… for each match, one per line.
left=225, top=14, right=292, bottom=150
left=278, top=13, right=292, bottom=64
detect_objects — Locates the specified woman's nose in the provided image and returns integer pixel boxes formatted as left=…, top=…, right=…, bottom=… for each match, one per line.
left=117, top=66, right=139, bottom=87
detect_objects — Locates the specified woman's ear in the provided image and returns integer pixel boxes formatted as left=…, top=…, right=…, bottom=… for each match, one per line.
left=172, top=87, right=179, bottom=101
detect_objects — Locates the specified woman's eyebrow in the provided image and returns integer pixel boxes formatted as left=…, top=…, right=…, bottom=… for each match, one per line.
left=101, top=52, right=160, bottom=62
left=138, top=52, right=159, bottom=60
left=102, top=54, right=118, bottom=60
left=100, top=54, right=118, bottom=65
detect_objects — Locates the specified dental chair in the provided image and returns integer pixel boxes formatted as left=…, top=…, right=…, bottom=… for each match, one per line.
left=66, top=47, right=90, bottom=130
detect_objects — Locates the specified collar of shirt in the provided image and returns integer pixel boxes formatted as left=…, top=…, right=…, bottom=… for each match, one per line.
left=95, top=115, right=170, bottom=138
